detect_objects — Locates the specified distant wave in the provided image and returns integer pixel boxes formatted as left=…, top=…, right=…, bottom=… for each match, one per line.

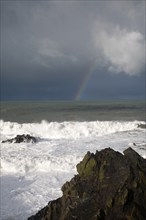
left=0, top=120, right=144, bottom=140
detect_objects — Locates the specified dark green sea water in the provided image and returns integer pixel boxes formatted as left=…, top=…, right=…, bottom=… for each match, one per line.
left=0, top=100, right=145, bottom=123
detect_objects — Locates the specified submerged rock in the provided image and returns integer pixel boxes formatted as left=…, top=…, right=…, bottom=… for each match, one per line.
left=28, top=147, right=146, bottom=220
left=2, top=134, right=37, bottom=143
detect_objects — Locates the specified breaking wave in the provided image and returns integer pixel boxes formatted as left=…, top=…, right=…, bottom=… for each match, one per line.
left=0, top=120, right=144, bottom=140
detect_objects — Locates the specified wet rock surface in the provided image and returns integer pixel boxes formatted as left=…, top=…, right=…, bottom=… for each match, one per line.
left=137, top=124, right=146, bottom=129
left=28, top=147, right=146, bottom=220
left=2, top=134, right=37, bottom=143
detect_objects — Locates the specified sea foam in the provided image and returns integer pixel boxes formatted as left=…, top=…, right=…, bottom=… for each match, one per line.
left=0, top=120, right=144, bottom=141
left=1, top=119, right=145, bottom=220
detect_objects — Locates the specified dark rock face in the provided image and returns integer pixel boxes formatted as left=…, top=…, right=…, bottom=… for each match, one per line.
left=28, top=148, right=146, bottom=220
left=2, top=134, right=37, bottom=143
left=138, top=124, right=146, bottom=129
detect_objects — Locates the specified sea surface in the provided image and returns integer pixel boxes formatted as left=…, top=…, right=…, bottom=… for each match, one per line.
left=0, top=100, right=146, bottom=220
left=1, top=100, right=145, bottom=122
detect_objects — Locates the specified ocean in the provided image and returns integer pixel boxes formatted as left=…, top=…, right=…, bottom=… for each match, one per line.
left=0, top=100, right=146, bottom=220
left=1, top=100, right=145, bottom=122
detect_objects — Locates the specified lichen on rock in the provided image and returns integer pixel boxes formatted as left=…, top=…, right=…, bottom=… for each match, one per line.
left=28, top=147, right=146, bottom=220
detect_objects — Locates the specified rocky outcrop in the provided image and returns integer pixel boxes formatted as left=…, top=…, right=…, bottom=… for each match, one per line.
left=28, top=147, right=146, bottom=220
left=138, top=124, right=146, bottom=129
left=2, top=134, right=37, bottom=143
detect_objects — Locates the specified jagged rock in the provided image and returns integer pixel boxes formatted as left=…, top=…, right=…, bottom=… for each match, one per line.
left=28, top=147, right=146, bottom=220
left=2, top=134, right=37, bottom=143
left=138, top=124, right=146, bottom=129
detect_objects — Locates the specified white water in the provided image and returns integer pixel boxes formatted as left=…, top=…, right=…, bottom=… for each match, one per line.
left=0, top=120, right=146, bottom=220
left=0, top=120, right=143, bottom=140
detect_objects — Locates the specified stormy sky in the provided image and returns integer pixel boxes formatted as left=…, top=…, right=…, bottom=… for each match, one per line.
left=1, top=0, right=145, bottom=101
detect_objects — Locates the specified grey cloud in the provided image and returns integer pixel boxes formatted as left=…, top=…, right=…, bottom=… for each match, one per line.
left=94, top=27, right=145, bottom=75
left=81, top=69, right=145, bottom=100
left=1, top=0, right=145, bottom=100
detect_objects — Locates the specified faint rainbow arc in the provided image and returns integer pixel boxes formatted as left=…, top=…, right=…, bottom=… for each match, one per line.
left=75, top=61, right=98, bottom=100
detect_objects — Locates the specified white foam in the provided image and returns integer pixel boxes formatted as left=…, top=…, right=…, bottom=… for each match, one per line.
left=0, top=120, right=145, bottom=220
left=0, top=120, right=144, bottom=141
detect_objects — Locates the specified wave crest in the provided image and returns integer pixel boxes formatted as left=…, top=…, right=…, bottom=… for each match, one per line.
left=0, top=120, right=144, bottom=140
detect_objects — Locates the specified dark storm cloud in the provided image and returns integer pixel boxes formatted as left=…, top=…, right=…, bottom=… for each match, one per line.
left=81, top=69, right=145, bottom=100
left=1, top=0, right=145, bottom=100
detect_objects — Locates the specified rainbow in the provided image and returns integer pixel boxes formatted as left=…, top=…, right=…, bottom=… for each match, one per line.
left=75, top=61, right=98, bottom=100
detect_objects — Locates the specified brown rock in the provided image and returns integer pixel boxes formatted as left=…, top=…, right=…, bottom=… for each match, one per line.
left=28, top=147, right=146, bottom=220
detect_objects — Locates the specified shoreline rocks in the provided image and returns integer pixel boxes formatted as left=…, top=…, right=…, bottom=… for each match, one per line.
left=137, top=124, right=146, bottom=129
left=2, top=134, right=37, bottom=143
left=28, top=147, right=146, bottom=220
